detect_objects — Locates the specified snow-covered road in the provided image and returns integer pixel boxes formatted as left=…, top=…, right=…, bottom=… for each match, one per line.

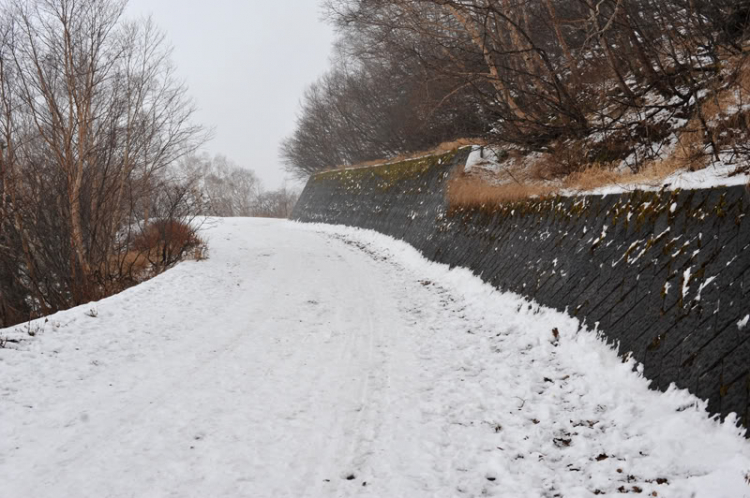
left=1, top=219, right=749, bottom=498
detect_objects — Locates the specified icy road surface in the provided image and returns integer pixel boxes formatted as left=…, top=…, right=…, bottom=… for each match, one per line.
left=1, top=219, right=749, bottom=498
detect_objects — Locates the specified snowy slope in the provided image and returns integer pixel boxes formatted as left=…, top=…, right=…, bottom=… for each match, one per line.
left=0, top=218, right=748, bottom=498
left=463, top=145, right=750, bottom=195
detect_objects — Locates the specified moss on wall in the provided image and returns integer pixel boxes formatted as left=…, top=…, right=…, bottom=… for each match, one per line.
left=313, top=150, right=459, bottom=192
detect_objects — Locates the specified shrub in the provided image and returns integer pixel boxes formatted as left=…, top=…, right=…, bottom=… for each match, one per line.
left=133, top=219, right=204, bottom=271
left=447, top=173, right=553, bottom=208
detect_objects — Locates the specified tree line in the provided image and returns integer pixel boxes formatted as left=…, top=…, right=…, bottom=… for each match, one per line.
left=282, top=0, right=750, bottom=178
left=0, top=0, right=210, bottom=327
left=179, top=154, right=299, bottom=219
left=0, top=0, right=292, bottom=329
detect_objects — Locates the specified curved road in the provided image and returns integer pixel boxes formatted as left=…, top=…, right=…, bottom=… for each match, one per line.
left=1, top=219, right=748, bottom=497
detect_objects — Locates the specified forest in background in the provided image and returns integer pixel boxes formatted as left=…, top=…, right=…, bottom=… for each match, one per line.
left=3, top=0, right=749, bottom=328
left=0, top=0, right=295, bottom=329
left=281, top=0, right=750, bottom=179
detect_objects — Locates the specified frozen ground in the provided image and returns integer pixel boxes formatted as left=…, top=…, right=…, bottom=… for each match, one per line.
left=1, top=218, right=749, bottom=498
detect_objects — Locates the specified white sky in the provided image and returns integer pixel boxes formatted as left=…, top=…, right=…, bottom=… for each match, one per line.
left=125, top=0, right=335, bottom=189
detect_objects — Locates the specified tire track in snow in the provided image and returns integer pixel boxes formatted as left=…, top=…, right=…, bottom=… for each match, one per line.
left=310, top=224, right=750, bottom=498
left=1, top=219, right=749, bottom=498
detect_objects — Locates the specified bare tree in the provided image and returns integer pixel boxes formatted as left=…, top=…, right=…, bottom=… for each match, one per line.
left=278, top=0, right=750, bottom=179
left=179, top=153, right=299, bottom=219
left=281, top=45, right=486, bottom=178
left=178, top=153, right=261, bottom=217
left=252, top=183, right=300, bottom=218
left=0, top=0, right=209, bottom=327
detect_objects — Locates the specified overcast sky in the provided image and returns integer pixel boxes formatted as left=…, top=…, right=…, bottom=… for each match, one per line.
left=125, top=0, right=335, bottom=189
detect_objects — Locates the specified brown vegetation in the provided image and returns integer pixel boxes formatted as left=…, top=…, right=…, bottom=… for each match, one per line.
left=447, top=172, right=554, bottom=208
left=133, top=220, right=205, bottom=269
left=444, top=47, right=750, bottom=208
left=285, top=0, right=750, bottom=189
left=98, top=220, right=206, bottom=297
left=448, top=137, right=714, bottom=208
left=447, top=105, right=746, bottom=207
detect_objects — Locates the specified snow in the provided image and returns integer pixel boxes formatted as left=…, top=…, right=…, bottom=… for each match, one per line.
left=739, top=315, right=750, bottom=331
left=577, top=160, right=750, bottom=197
left=592, top=225, right=608, bottom=247
left=462, top=145, right=750, bottom=197
left=682, top=266, right=693, bottom=299
left=464, top=146, right=504, bottom=174
left=1, top=218, right=749, bottom=498
left=464, top=146, right=488, bottom=173
left=695, top=276, right=717, bottom=302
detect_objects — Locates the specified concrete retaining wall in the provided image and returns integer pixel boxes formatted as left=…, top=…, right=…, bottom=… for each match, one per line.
left=293, top=149, right=750, bottom=429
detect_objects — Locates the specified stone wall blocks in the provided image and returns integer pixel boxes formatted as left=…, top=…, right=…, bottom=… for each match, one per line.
left=641, top=348, right=664, bottom=385
left=722, top=337, right=750, bottom=386
left=690, top=320, right=743, bottom=378
left=658, top=343, right=684, bottom=392
left=719, top=375, right=748, bottom=428
left=294, top=158, right=750, bottom=431
left=741, top=265, right=750, bottom=297
left=697, top=363, right=724, bottom=415
left=608, top=293, right=653, bottom=340
left=546, top=270, right=584, bottom=304
left=587, top=278, right=631, bottom=325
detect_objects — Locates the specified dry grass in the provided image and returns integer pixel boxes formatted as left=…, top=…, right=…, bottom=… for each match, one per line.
left=447, top=121, right=717, bottom=209
left=671, top=119, right=710, bottom=170
left=101, top=250, right=153, bottom=288
left=558, top=167, right=621, bottom=193
left=99, top=219, right=205, bottom=289
left=342, top=59, right=750, bottom=210
left=447, top=169, right=554, bottom=208
left=133, top=219, right=201, bottom=254
left=117, top=250, right=152, bottom=274
left=560, top=125, right=710, bottom=194
left=703, top=56, right=750, bottom=120
left=561, top=158, right=684, bottom=193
